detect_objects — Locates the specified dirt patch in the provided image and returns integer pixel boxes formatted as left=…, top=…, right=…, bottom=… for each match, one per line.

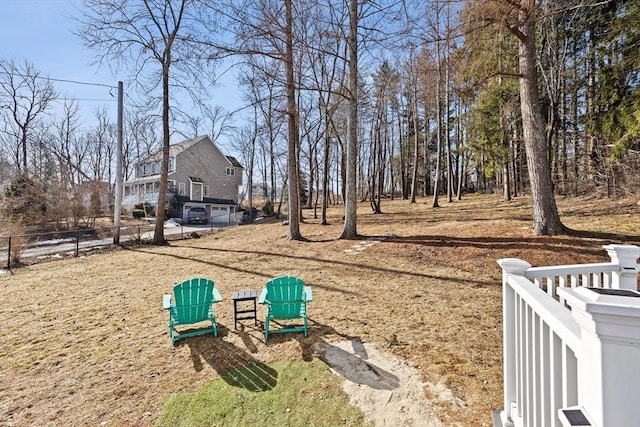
left=1, top=194, right=638, bottom=426
left=343, top=236, right=388, bottom=254
left=315, top=339, right=452, bottom=427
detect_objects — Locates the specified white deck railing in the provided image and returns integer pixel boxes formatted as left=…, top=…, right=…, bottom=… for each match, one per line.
left=496, top=245, right=640, bottom=427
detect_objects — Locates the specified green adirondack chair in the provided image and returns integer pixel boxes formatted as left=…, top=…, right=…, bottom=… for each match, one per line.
left=258, top=276, right=312, bottom=340
left=163, top=277, right=222, bottom=344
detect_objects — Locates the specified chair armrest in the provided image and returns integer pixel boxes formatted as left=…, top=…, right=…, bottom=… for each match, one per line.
left=162, top=294, right=172, bottom=309
left=212, top=288, right=223, bottom=303
left=258, top=287, right=268, bottom=304
left=303, top=286, right=313, bottom=302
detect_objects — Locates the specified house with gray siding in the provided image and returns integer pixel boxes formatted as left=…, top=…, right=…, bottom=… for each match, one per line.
left=123, top=135, right=243, bottom=223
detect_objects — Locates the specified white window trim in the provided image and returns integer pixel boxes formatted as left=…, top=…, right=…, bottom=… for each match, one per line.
left=190, top=182, right=204, bottom=201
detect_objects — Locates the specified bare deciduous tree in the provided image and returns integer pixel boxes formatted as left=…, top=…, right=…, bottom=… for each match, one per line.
left=77, top=0, right=218, bottom=244
left=0, top=59, right=56, bottom=176
left=284, top=0, right=302, bottom=239
left=341, top=0, right=359, bottom=239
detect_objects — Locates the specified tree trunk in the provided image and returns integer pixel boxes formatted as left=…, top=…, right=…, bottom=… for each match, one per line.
left=501, top=109, right=511, bottom=201
left=512, top=125, right=520, bottom=197
left=21, top=131, right=28, bottom=175
left=445, top=55, right=453, bottom=203
left=432, top=49, right=442, bottom=208
left=503, top=162, right=511, bottom=201
left=153, top=60, right=170, bottom=244
left=321, top=123, right=330, bottom=225
left=410, top=87, right=419, bottom=203
left=515, top=1, right=565, bottom=235
left=423, top=112, right=431, bottom=196
left=247, top=108, right=258, bottom=223
left=341, top=0, right=359, bottom=239
left=456, top=101, right=464, bottom=200
left=285, top=0, right=302, bottom=240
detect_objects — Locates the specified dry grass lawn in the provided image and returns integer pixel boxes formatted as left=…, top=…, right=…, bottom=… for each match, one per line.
left=1, top=193, right=639, bottom=426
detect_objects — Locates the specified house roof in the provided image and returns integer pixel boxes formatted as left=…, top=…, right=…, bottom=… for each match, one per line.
left=226, top=156, right=243, bottom=168
left=169, top=135, right=209, bottom=156
left=138, top=136, right=243, bottom=169
left=174, top=195, right=237, bottom=205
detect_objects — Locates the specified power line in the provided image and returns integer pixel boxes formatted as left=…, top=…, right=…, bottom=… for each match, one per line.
left=47, top=76, right=117, bottom=89
left=56, top=97, right=117, bottom=102
left=0, top=70, right=117, bottom=89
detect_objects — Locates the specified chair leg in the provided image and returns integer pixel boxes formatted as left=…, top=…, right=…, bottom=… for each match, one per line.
left=304, top=316, right=308, bottom=337
left=264, top=317, right=270, bottom=340
left=169, top=315, right=176, bottom=345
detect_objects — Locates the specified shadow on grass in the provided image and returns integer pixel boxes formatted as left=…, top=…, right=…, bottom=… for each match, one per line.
left=129, top=244, right=496, bottom=288
left=564, top=228, right=640, bottom=243
left=183, top=331, right=277, bottom=392
left=128, top=227, right=639, bottom=290
left=384, top=233, right=638, bottom=256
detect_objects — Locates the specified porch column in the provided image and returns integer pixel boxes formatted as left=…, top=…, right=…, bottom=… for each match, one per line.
left=603, top=244, right=640, bottom=290
left=558, top=286, right=640, bottom=427
left=497, top=258, right=532, bottom=426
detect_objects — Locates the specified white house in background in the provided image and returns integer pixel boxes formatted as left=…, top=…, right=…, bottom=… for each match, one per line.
left=122, top=135, right=243, bottom=223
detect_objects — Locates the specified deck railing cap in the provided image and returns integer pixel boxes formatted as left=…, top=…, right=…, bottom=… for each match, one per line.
left=497, top=258, right=531, bottom=275
left=558, top=286, right=640, bottom=319
left=603, top=244, right=640, bottom=265
left=602, top=243, right=640, bottom=252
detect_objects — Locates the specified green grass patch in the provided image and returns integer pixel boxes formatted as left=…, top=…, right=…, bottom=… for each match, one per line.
left=156, top=359, right=371, bottom=427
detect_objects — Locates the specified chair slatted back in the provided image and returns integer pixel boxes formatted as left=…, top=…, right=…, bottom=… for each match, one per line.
left=173, top=277, right=214, bottom=323
left=266, top=276, right=304, bottom=319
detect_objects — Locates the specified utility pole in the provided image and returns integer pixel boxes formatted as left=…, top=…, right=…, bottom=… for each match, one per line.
left=113, top=81, right=123, bottom=244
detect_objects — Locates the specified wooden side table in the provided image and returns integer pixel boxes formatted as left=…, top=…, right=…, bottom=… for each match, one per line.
left=232, top=290, right=258, bottom=330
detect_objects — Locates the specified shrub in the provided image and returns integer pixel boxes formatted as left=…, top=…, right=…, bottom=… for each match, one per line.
left=132, top=209, right=146, bottom=219
left=262, top=200, right=273, bottom=216
left=10, top=235, right=25, bottom=266
left=133, top=203, right=154, bottom=218
left=2, top=174, right=46, bottom=224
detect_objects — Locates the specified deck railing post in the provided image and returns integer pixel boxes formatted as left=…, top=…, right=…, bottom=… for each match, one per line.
left=497, top=258, right=532, bottom=426
left=558, top=286, right=640, bottom=427
left=603, top=244, right=640, bottom=290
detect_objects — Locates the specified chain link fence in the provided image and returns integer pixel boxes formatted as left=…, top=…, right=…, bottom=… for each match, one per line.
left=0, top=222, right=224, bottom=270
